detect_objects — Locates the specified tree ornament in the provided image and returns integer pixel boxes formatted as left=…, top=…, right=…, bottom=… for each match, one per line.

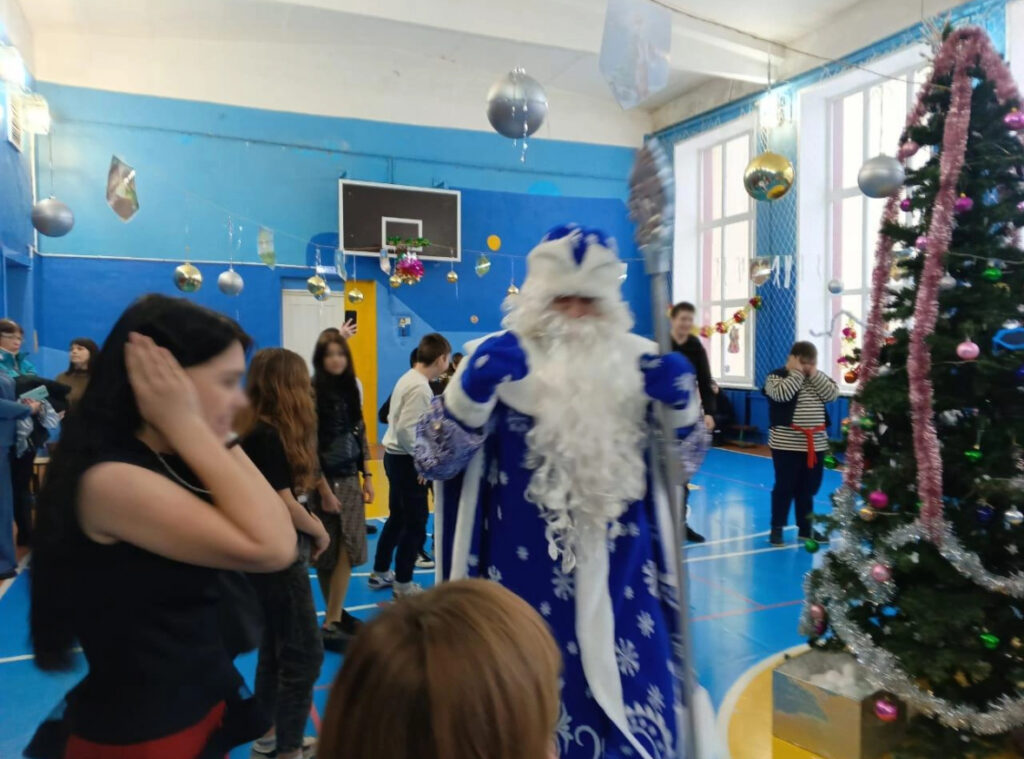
left=486, top=67, right=548, bottom=139
left=804, top=538, right=820, bottom=554
left=983, top=266, right=1003, bottom=282
left=954, top=670, right=971, bottom=688
left=900, top=197, right=912, bottom=212
left=857, top=417, right=876, bottom=431
left=939, top=273, right=957, bottom=290
left=173, top=263, right=202, bottom=293
left=857, top=155, right=905, bottom=198
left=827, top=279, right=843, bottom=294
left=1005, top=507, right=1024, bottom=526
left=389, top=273, right=402, bottom=289
left=874, top=698, right=900, bottom=723
left=859, top=506, right=879, bottom=522
left=1004, top=108, right=1024, bottom=129
left=306, top=275, right=328, bottom=299
left=956, top=340, right=980, bottom=360
left=31, top=196, right=74, bottom=237
left=475, top=254, right=491, bottom=277
left=954, top=194, right=975, bottom=213
left=217, top=268, right=244, bottom=296
left=868, top=490, right=890, bottom=509
left=749, top=258, right=772, bottom=286
left=844, top=369, right=859, bottom=384
left=870, top=563, right=892, bottom=582
left=742, top=151, right=795, bottom=201
left=823, top=454, right=839, bottom=470
left=976, top=503, right=995, bottom=524
left=980, top=633, right=1000, bottom=650
left=915, top=235, right=929, bottom=250
left=446, top=269, right=459, bottom=284
left=314, top=285, right=331, bottom=303
left=506, top=282, right=520, bottom=297
left=809, top=604, right=826, bottom=621
left=1015, top=365, right=1024, bottom=383
left=346, top=287, right=364, bottom=304
left=965, top=448, right=983, bottom=463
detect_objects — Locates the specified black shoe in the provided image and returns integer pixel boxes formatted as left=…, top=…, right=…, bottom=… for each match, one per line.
left=340, top=610, right=364, bottom=635
left=0, top=569, right=16, bottom=581
left=366, top=522, right=379, bottom=535
left=685, top=526, right=706, bottom=544
left=322, top=623, right=352, bottom=654
left=769, top=528, right=785, bottom=546
left=798, top=529, right=830, bottom=545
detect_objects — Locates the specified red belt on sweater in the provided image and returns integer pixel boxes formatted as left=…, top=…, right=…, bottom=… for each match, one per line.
left=790, top=424, right=827, bottom=468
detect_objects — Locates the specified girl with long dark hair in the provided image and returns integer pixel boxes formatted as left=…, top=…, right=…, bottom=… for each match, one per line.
left=56, top=337, right=100, bottom=409
left=312, top=330, right=372, bottom=650
left=238, top=348, right=328, bottom=759
left=27, top=295, right=296, bottom=759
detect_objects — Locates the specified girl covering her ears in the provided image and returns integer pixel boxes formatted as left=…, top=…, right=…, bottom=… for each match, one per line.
left=237, top=348, right=329, bottom=759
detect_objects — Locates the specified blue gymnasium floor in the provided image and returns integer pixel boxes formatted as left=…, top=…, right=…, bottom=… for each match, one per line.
left=0, top=448, right=841, bottom=758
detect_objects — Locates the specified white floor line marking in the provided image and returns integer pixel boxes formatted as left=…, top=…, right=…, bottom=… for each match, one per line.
left=685, top=544, right=800, bottom=563
left=317, top=603, right=383, bottom=619
left=0, top=646, right=82, bottom=666
left=714, top=643, right=808, bottom=759
left=685, top=527, right=796, bottom=549
left=0, top=553, right=30, bottom=602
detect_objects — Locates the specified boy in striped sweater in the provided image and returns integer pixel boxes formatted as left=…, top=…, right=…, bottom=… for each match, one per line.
left=764, top=341, right=838, bottom=546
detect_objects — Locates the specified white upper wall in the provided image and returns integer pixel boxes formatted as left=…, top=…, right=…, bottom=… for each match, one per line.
left=1, top=0, right=33, bottom=73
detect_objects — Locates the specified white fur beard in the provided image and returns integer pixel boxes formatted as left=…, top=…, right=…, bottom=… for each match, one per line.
left=510, top=307, right=648, bottom=570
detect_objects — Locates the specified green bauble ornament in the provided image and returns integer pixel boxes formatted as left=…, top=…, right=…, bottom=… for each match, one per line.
left=965, top=449, right=983, bottom=463
left=983, top=266, right=1003, bottom=282
left=823, top=454, right=839, bottom=470
left=859, top=418, right=876, bottom=431
left=804, top=538, right=820, bottom=554
left=980, top=633, right=1000, bottom=650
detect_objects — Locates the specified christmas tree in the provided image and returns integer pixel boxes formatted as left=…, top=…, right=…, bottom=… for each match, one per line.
left=802, top=26, right=1024, bottom=758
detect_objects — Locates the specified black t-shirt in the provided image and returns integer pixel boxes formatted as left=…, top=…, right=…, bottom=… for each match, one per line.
left=242, top=422, right=294, bottom=494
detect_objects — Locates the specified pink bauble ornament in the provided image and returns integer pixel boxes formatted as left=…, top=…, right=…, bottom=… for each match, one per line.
left=899, top=141, right=919, bottom=159
left=915, top=235, right=929, bottom=249
left=1005, top=110, right=1024, bottom=129
left=954, top=194, right=974, bottom=213
left=1017, top=200, right=1024, bottom=213
left=874, top=698, right=900, bottom=723
left=868, top=490, right=890, bottom=509
left=957, top=340, right=980, bottom=361
left=809, top=603, right=826, bottom=621
left=899, top=197, right=912, bottom=212
left=870, top=563, right=892, bottom=582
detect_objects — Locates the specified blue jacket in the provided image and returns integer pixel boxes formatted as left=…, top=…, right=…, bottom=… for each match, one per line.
left=0, top=350, right=36, bottom=379
left=0, top=373, right=30, bottom=449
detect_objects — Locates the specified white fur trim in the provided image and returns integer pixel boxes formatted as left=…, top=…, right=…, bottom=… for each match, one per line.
left=448, top=448, right=485, bottom=581
left=668, top=404, right=700, bottom=431
left=433, top=480, right=444, bottom=585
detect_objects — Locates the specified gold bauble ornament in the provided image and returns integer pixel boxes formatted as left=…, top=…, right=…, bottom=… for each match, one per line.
left=475, top=254, right=491, bottom=277
left=314, top=285, right=331, bottom=302
left=858, top=506, right=878, bottom=522
left=389, top=274, right=402, bottom=289
left=743, top=151, right=795, bottom=201
left=447, top=269, right=459, bottom=284
left=346, top=287, right=364, bottom=304
left=173, top=263, right=203, bottom=293
left=506, top=283, right=520, bottom=296
left=306, top=275, right=327, bottom=299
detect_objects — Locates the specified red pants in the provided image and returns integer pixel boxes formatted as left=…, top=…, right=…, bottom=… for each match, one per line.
left=64, top=702, right=226, bottom=759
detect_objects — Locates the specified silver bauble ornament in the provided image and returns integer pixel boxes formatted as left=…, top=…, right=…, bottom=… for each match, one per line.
left=486, top=67, right=548, bottom=139
left=827, top=279, right=844, bottom=295
left=306, top=275, right=327, bottom=298
left=1005, top=507, right=1023, bottom=527
left=857, top=155, right=905, bottom=198
left=217, top=268, right=244, bottom=296
left=173, top=263, right=203, bottom=293
left=939, top=274, right=957, bottom=290
left=31, top=196, right=74, bottom=237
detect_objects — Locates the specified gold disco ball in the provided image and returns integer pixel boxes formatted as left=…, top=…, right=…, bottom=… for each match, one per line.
left=506, top=282, right=520, bottom=296
left=389, top=273, right=402, bottom=288
left=306, top=275, right=328, bottom=298
left=743, top=151, right=795, bottom=202
left=447, top=269, right=459, bottom=284
left=173, top=263, right=202, bottom=293
left=346, top=287, right=364, bottom=304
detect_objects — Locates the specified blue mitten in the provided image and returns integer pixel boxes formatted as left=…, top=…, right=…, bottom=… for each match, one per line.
left=640, top=352, right=696, bottom=408
left=461, top=332, right=529, bottom=403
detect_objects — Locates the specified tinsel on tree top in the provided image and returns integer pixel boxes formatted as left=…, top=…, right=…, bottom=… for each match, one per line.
left=801, top=26, right=1024, bottom=758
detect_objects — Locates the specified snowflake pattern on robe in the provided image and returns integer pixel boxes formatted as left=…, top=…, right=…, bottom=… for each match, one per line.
left=427, top=401, right=684, bottom=759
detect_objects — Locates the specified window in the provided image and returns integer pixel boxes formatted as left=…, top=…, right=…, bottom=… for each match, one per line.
left=825, top=68, right=927, bottom=385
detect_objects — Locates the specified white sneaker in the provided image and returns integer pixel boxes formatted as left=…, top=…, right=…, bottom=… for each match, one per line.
left=415, top=553, right=436, bottom=569
left=394, top=581, right=423, bottom=598
left=368, top=570, right=395, bottom=590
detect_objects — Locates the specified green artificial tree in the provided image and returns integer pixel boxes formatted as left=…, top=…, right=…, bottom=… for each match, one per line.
left=803, top=26, right=1024, bottom=759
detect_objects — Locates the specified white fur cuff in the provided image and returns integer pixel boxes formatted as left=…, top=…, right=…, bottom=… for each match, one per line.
left=443, top=374, right=498, bottom=430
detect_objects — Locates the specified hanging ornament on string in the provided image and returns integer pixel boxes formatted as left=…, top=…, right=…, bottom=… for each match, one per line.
left=857, top=155, right=905, bottom=198
left=475, top=253, right=491, bottom=277
left=447, top=266, right=459, bottom=284
left=957, top=339, right=980, bottom=361
left=749, top=258, right=772, bottom=286
left=873, top=698, right=900, bottom=723
left=379, top=248, right=392, bottom=275
left=217, top=218, right=244, bottom=296
left=257, top=227, right=276, bottom=269
left=106, top=155, right=139, bottom=222
left=939, top=273, right=957, bottom=290
left=389, top=273, right=402, bottom=289
left=743, top=151, right=794, bottom=201
left=1005, top=507, right=1024, bottom=527
left=506, top=258, right=519, bottom=297
left=393, top=237, right=426, bottom=285
left=307, top=274, right=328, bottom=299
left=486, top=67, right=548, bottom=162
left=32, top=132, right=74, bottom=236
left=506, top=282, right=520, bottom=297
left=953, top=194, right=974, bottom=214
left=346, top=255, right=363, bottom=303
left=174, top=262, right=202, bottom=293
left=827, top=279, right=843, bottom=295
left=314, top=284, right=331, bottom=302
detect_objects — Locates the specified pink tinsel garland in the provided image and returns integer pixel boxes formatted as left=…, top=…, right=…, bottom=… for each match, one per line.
left=844, top=27, right=1022, bottom=540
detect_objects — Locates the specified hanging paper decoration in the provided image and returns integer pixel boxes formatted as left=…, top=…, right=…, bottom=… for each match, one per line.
left=696, top=296, right=764, bottom=339
left=173, top=263, right=202, bottom=293
left=334, top=249, right=347, bottom=281
left=106, top=156, right=139, bottom=222
left=487, top=235, right=502, bottom=251
left=727, top=326, right=740, bottom=354
left=257, top=227, right=276, bottom=269
left=475, top=253, right=491, bottom=277
left=599, top=0, right=671, bottom=109
left=217, top=268, right=244, bottom=296
left=379, top=248, right=392, bottom=275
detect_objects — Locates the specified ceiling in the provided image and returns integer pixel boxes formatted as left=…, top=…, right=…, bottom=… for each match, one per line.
left=19, top=0, right=864, bottom=111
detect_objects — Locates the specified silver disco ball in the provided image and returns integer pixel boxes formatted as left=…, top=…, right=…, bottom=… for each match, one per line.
left=31, top=196, right=74, bottom=237
left=486, top=67, right=548, bottom=139
left=217, top=268, right=244, bottom=296
left=857, top=155, right=905, bottom=198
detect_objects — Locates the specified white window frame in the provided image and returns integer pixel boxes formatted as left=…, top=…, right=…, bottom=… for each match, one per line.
left=673, top=113, right=758, bottom=388
left=796, top=44, right=929, bottom=392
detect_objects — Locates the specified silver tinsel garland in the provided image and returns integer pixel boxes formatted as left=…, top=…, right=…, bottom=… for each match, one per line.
left=802, top=487, right=1024, bottom=734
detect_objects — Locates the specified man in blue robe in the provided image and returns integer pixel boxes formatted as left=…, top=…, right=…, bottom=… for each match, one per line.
left=416, top=225, right=709, bottom=759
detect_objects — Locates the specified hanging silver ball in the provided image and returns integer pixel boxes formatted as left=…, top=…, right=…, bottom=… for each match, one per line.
left=939, top=274, right=957, bottom=291
left=217, top=268, right=244, bottom=296
left=486, top=67, right=548, bottom=139
left=31, top=196, right=74, bottom=237
left=827, top=279, right=844, bottom=295
left=857, top=155, right=905, bottom=198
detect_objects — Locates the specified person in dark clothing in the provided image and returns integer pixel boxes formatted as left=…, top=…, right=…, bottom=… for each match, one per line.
left=764, top=341, right=838, bottom=546
left=669, top=302, right=714, bottom=543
